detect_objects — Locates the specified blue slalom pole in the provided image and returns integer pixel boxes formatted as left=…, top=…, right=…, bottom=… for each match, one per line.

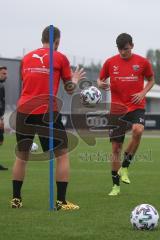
left=49, top=25, right=54, bottom=210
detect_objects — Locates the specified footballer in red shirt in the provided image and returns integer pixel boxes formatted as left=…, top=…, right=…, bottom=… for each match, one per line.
left=18, top=48, right=73, bottom=114
left=11, top=26, right=85, bottom=210
left=97, top=33, right=154, bottom=196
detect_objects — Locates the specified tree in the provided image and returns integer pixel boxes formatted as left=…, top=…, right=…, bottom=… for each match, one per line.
left=146, top=49, right=160, bottom=85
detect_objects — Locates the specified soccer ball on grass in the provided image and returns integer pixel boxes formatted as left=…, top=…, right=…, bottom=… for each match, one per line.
left=130, top=204, right=159, bottom=230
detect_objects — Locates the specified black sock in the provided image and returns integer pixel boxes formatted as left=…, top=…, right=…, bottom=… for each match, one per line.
left=111, top=171, right=120, bottom=186
left=56, top=181, right=68, bottom=203
left=12, top=180, right=23, bottom=199
left=122, top=152, right=133, bottom=168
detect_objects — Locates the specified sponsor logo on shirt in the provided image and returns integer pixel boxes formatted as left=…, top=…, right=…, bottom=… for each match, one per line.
left=32, top=53, right=48, bottom=67
left=23, top=53, right=49, bottom=74
left=24, top=67, right=49, bottom=74
left=113, top=65, right=119, bottom=74
left=115, top=75, right=138, bottom=81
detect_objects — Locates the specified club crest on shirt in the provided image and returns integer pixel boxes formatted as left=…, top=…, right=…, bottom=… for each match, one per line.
left=132, top=65, right=140, bottom=71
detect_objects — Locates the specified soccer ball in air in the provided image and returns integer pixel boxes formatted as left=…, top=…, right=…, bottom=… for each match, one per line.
left=80, top=86, right=102, bottom=107
left=31, top=142, right=39, bottom=152
left=130, top=204, right=159, bottom=230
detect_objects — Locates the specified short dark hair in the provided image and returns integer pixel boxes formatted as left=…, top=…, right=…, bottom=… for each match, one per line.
left=0, top=66, right=7, bottom=70
left=41, top=26, right=61, bottom=44
left=116, top=33, right=133, bottom=49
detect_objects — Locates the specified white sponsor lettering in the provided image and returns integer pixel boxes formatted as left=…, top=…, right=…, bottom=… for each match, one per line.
left=24, top=67, right=49, bottom=74
left=115, top=76, right=138, bottom=81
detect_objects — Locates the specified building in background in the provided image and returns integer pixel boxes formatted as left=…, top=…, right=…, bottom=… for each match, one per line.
left=146, top=83, right=160, bottom=113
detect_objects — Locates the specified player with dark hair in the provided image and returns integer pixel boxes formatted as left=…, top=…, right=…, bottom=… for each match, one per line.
left=0, top=66, right=8, bottom=170
left=97, top=33, right=154, bottom=196
left=11, top=26, right=85, bottom=209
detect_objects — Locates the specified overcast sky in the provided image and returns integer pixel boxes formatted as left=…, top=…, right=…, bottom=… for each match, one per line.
left=1, top=0, right=160, bottom=65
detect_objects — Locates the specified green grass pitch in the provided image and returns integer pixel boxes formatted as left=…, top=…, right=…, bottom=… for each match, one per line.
left=0, top=133, right=159, bottom=240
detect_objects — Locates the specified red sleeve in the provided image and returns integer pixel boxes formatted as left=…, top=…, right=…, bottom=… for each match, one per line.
left=99, top=59, right=110, bottom=80
left=144, top=59, right=154, bottom=78
left=61, top=55, right=72, bottom=82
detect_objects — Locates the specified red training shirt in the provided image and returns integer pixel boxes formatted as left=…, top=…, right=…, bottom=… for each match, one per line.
left=17, top=48, right=71, bottom=114
left=99, top=53, right=154, bottom=113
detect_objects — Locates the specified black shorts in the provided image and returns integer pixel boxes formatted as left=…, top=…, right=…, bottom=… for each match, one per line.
left=16, top=112, right=68, bottom=152
left=0, top=128, right=4, bottom=142
left=109, top=109, right=145, bottom=143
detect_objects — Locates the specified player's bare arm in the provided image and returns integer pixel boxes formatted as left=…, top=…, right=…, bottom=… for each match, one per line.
left=97, top=78, right=110, bottom=90
left=131, top=76, right=155, bottom=104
